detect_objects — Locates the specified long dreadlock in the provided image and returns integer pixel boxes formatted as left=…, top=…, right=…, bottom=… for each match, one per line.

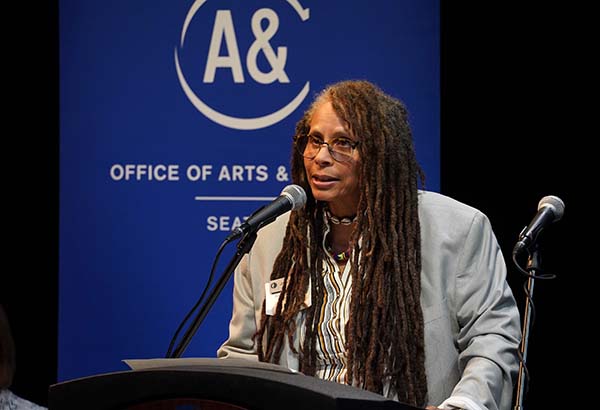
left=254, top=80, right=427, bottom=407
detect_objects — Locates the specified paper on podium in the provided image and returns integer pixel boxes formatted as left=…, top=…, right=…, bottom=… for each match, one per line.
left=123, top=357, right=297, bottom=375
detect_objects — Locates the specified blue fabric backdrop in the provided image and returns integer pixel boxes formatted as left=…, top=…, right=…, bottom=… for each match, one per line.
left=59, top=0, right=439, bottom=380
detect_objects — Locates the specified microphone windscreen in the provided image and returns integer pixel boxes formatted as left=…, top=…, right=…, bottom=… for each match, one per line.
left=538, top=195, right=565, bottom=221
left=281, top=184, right=307, bottom=210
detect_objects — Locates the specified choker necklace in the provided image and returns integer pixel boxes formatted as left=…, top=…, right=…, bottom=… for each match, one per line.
left=324, top=208, right=357, bottom=225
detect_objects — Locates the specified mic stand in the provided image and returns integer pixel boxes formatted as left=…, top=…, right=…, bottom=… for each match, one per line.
left=169, top=230, right=258, bottom=358
left=513, top=246, right=540, bottom=410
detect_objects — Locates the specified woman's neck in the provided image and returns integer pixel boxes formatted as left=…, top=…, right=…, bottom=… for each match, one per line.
left=327, top=223, right=354, bottom=254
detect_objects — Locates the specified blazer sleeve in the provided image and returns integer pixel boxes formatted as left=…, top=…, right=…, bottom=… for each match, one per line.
left=441, top=212, right=521, bottom=410
left=216, top=253, right=261, bottom=361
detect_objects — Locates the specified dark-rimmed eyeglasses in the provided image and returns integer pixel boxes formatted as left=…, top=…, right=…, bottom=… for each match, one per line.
left=294, top=134, right=359, bottom=163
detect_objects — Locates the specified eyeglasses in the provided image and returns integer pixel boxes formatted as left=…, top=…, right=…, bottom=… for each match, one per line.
left=294, top=134, right=359, bottom=163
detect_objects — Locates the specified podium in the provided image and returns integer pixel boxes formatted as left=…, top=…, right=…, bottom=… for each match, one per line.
left=48, top=358, right=421, bottom=410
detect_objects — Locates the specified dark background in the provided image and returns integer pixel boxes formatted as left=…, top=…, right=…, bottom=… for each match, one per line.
left=3, top=2, right=581, bottom=409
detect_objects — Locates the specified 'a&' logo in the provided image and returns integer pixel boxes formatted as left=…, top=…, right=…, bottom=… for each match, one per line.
left=175, top=0, right=311, bottom=130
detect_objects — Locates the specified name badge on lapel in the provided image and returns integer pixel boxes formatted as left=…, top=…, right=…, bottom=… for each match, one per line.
left=265, top=278, right=312, bottom=316
left=265, top=278, right=284, bottom=315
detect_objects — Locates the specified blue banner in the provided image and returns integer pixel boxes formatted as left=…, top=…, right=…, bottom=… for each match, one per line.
left=59, top=0, right=439, bottom=381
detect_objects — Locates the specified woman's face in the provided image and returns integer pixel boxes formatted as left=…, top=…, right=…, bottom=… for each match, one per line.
left=303, top=100, right=361, bottom=216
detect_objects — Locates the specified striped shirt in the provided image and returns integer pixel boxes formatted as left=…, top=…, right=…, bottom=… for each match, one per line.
left=315, top=219, right=353, bottom=384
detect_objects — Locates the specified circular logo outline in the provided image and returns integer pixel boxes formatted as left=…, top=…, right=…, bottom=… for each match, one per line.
left=174, top=0, right=310, bottom=130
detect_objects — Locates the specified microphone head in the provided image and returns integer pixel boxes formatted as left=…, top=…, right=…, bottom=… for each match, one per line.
left=538, top=195, right=565, bottom=222
left=281, top=184, right=307, bottom=210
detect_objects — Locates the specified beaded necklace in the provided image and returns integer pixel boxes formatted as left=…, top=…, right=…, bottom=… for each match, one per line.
left=328, top=246, right=352, bottom=262
left=324, top=207, right=356, bottom=262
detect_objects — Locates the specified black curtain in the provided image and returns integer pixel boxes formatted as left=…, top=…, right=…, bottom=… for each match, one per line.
left=4, top=1, right=582, bottom=409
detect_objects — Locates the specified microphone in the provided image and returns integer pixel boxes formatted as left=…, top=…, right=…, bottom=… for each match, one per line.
left=225, top=184, right=307, bottom=242
left=513, top=195, right=565, bottom=256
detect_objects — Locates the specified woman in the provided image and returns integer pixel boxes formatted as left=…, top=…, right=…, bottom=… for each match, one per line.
left=218, top=80, right=521, bottom=410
